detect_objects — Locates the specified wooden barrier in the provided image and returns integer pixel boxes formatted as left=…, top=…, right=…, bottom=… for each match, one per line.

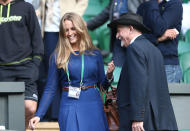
left=26, top=122, right=59, bottom=131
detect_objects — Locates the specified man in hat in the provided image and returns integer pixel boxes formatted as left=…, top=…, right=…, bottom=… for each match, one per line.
left=108, top=12, right=178, bottom=131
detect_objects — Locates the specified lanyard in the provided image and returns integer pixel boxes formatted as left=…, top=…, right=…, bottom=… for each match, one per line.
left=66, top=54, right=84, bottom=87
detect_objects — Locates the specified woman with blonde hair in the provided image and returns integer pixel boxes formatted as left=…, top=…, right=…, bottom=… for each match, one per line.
left=29, top=12, right=115, bottom=131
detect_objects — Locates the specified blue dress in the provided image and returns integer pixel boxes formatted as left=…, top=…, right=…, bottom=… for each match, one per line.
left=35, top=49, right=109, bottom=131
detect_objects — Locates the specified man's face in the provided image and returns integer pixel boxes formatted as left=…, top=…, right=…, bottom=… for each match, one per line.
left=116, top=25, right=131, bottom=47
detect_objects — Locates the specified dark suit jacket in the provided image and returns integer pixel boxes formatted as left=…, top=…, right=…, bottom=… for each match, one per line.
left=117, top=35, right=178, bottom=131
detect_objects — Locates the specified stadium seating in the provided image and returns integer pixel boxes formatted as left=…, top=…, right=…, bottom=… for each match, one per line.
left=185, top=29, right=190, bottom=43
left=179, top=51, right=190, bottom=83
left=83, top=0, right=111, bottom=62
left=178, top=40, right=190, bottom=55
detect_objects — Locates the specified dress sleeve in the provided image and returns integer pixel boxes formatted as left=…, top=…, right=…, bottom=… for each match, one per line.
left=97, top=51, right=110, bottom=89
left=35, top=55, right=59, bottom=119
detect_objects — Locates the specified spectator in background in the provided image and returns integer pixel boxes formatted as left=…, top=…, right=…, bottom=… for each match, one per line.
left=29, top=12, right=115, bottom=131
left=25, top=0, right=40, bottom=9
left=87, top=0, right=128, bottom=67
left=0, top=0, right=43, bottom=128
left=181, top=0, right=190, bottom=35
left=137, top=0, right=183, bottom=83
left=128, top=0, right=146, bottom=13
left=35, top=0, right=88, bottom=121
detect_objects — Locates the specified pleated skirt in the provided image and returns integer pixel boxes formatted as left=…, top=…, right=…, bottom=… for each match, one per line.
left=58, top=87, right=109, bottom=131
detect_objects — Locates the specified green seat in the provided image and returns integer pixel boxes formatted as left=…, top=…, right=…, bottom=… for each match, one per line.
left=112, top=66, right=122, bottom=87
left=83, top=0, right=109, bottom=20
left=96, top=23, right=110, bottom=52
left=179, top=32, right=185, bottom=41
left=104, top=66, right=122, bottom=87
left=95, top=22, right=112, bottom=63
left=179, top=51, right=190, bottom=82
left=183, top=68, right=190, bottom=83
left=178, top=40, right=190, bottom=55
left=183, top=0, right=189, bottom=3
left=83, top=0, right=110, bottom=63
left=88, top=31, right=99, bottom=47
left=185, top=29, right=190, bottom=43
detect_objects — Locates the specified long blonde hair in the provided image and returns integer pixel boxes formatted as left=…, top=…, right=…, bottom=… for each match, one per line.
left=55, top=12, right=96, bottom=70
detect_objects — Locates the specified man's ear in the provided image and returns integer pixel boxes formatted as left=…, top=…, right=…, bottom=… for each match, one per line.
left=129, top=26, right=134, bottom=32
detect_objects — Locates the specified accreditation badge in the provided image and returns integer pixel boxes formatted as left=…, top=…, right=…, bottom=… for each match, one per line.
left=68, top=86, right=81, bottom=99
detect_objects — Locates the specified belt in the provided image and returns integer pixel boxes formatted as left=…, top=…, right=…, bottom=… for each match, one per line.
left=62, top=85, right=96, bottom=91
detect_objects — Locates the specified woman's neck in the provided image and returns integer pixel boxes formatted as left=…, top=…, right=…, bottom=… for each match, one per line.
left=72, top=45, right=80, bottom=51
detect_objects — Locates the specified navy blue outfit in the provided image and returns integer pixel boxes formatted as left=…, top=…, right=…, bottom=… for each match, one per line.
left=87, top=0, right=128, bottom=67
left=117, top=35, right=177, bottom=131
left=35, top=50, right=109, bottom=131
left=137, top=0, right=183, bottom=82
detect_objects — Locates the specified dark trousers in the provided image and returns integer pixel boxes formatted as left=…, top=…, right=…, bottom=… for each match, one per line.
left=44, top=32, right=59, bottom=72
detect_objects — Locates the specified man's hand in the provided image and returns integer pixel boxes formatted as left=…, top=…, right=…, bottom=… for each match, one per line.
left=132, top=121, right=145, bottom=131
left=158, top=28, right=179, bottom=42
left=106, top=60, right=115, bottom=80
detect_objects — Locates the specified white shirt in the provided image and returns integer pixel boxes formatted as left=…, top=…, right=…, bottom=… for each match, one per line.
left=160, top=0, right=170, bottom=2
left=130, top=34, right=142, bottom=45
left=182, top=2, right=190, bottom=35
left=45, top=0, right=61, bottom=32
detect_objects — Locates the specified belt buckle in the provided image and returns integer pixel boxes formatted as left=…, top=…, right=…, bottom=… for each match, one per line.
left=81, top=86, right=87, bottom=90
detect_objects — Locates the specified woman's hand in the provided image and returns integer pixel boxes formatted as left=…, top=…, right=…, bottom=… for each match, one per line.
left=29, top=116, right=40, bottom=130
left=106, top=60, right=115, bottom=80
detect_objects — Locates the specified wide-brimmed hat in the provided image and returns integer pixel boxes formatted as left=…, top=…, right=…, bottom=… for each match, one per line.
left=107, top=12, right=151, bottom=33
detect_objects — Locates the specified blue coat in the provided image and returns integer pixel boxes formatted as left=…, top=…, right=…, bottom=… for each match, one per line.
left=137, top=0, right=183, bottom=65
left=117, top=35, right=178, bottom=131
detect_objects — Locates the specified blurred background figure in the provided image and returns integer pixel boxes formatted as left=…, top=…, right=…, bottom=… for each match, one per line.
left=25, top=0, right=40, bottom=9
left=128, top=0, right=146, bottom=13
left=137, top=0, right=183, bottom=83
left=181, top=0, right=190, bottom=35
left=35, top=0, right=88, bottom=121
left=87, top=0, right=128, bottom=67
